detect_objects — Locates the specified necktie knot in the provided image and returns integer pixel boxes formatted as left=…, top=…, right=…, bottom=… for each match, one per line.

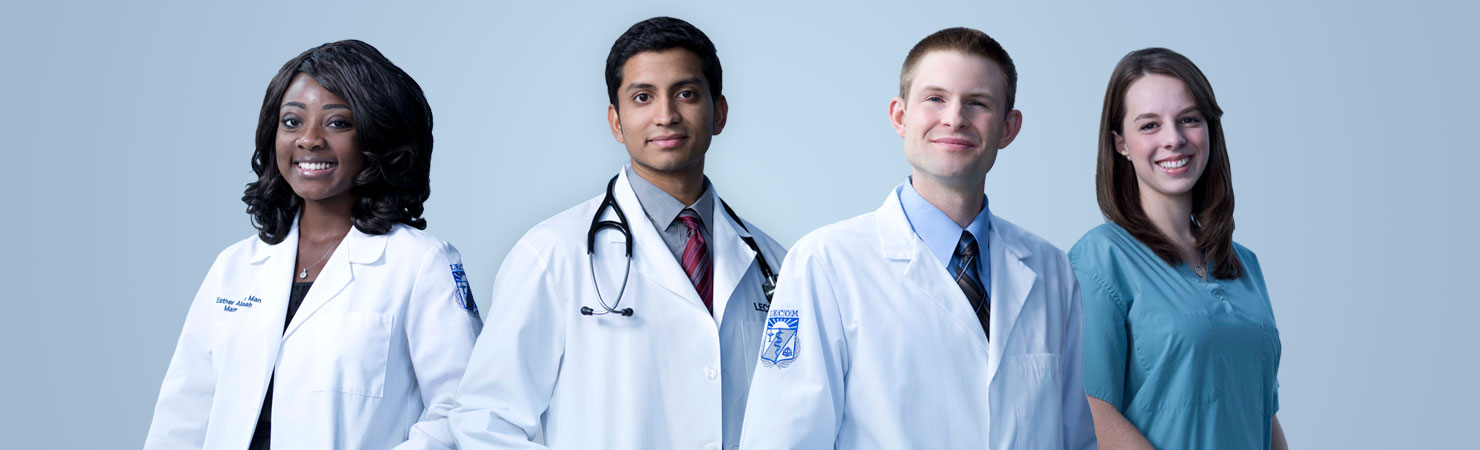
left=678, top=209, right=702, bottom=235
left=956, top=231, right=979, bottom=260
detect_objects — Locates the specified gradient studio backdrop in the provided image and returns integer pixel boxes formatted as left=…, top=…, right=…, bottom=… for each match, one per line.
left=1, top=0, right=1474, bottom=447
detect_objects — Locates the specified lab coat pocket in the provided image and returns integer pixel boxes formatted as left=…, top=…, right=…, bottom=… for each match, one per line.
left=1001, top=353, right=1064, bottom=448
left=311, top=312, right=393, bottom=398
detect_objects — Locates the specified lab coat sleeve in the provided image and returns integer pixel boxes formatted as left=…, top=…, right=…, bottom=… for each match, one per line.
left=394, top=242, right=485, bottom=450
left=144, top=251, right=228, bottom=449
left=448, top=238, right=563, bottom=449
left=1061, top=276, right=1098, bottom=450
left=739, top=241, right=848, bottom=449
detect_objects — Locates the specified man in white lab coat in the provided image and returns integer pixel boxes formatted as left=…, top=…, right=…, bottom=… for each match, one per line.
left=740, top=27, right=1096, bottom=449
left=449, top=17, right=785, bottom=450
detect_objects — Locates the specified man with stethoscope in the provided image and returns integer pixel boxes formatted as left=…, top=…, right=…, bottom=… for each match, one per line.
left=449, top=17, right=785, bottom=450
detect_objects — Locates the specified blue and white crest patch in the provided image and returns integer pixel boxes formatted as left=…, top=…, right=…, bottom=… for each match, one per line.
left=450, top=264, right=478, bottom=318
left=761, top=309, right=800, bottom=368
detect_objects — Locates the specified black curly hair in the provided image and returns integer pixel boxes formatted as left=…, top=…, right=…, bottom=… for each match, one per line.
left=243, top=39, right=433, bottom=244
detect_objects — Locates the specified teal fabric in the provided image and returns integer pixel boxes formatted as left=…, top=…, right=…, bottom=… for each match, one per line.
left=1070, top=223, right=1281, bottom=449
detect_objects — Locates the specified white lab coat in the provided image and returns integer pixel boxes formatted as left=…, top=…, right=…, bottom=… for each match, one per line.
left=739, top=185, right=1096, bottom=450
left=449, top=169, right=786, bottom=450
left=145, top=221, right=483, bottom=450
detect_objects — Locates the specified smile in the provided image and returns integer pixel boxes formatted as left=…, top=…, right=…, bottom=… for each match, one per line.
left=294, top=160, right=338, bottom=177
left=648, top=135, right=688, bottom=149
left=1156, top=157, right=1190, bottom=170
left=297, top=161, right=337, bottom=171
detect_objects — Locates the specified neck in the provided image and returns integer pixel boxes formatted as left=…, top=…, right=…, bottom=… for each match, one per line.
left=299, top=196, right=355, bottom=243
left=1137, top=183, right=1196, bottom=248
left=911, top=171, right=984, bottom=228
left=632, top=160, right=706, bottom=206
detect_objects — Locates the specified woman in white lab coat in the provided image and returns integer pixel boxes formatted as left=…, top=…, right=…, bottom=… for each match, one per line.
left=145, top=40, right=482, bottom=450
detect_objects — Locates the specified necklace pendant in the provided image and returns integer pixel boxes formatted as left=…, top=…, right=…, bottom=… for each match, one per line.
left=298, top=269, right=308, bottom=279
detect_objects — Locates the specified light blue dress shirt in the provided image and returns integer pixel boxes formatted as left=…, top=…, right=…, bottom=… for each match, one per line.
left=1070, top=223, right=1281, bottom=449
left=898, top=178, right=991, bottom=297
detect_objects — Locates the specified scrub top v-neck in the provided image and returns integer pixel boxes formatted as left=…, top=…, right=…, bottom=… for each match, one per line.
left=1070, top=223, right=1281, bottom=449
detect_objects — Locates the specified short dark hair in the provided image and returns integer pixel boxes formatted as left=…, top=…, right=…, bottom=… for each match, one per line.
left=243, top=39, right=435, bottom=245
left=1096, top=47, right=1243, bottom=279
left=899, top=27, right=1017, bottom=111
left=605, top=16, right=722, bottom=110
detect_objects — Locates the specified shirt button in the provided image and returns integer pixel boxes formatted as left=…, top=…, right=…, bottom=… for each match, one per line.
left=704, top=366, right=718, bottom=380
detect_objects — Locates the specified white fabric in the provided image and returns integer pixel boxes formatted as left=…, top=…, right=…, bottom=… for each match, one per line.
left=145, top=222, right=482, bottom=450
left=740, top=185, right=1097, bottom=450
left=449, top=169, right=786, bottom=450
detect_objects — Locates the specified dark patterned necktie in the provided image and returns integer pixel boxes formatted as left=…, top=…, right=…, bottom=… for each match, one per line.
left=954, top=231, right=990, bottom=338
left=678, top=209, right=713, bottom=314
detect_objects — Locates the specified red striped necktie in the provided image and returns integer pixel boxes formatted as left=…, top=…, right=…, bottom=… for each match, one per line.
left=678, top=209, right=713, bottom=314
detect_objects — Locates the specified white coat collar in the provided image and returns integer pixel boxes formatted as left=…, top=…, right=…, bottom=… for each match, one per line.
left=615, top=170, right=721, bottom=324
left=247, top=215, right=390, bottom=339
left=874, top=184, right=1037, bottom=383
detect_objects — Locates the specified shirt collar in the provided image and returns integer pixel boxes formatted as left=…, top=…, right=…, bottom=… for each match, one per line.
left=899, top=176, right=991, bottom=268
left=624, top=163, right=715, bottom=231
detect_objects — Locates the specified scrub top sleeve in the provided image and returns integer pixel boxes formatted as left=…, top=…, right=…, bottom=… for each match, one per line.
left=448, top=238, right=561, bottom=450
left=1071, top=258, right=1132, bottom=412
left=397, top=241, right=483, bottom=450
left=739, top=242, right=848, bottom=449
left=144, top=250, right=230, bottom=448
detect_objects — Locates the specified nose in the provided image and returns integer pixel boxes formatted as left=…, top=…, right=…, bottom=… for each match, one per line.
left=296, top=125, right=326, bottom=151
left=1162, top=123, right=1187, bottom=149
left=653, top=96, right=681, bottom=126
left=941, top=101, right=968, bottom=130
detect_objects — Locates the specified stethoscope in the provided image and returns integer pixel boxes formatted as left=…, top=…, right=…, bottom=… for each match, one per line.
left=581, top=175, right=778, bottom=317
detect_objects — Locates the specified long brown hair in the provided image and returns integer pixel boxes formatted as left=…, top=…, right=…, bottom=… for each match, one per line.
left=1095, top=47, right=1243, bottom=279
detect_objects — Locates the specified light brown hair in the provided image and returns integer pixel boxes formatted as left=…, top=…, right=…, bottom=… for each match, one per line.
left=898, top=27, right=1017, bottom=111
left=1096, top=47, right=1243, bottom=279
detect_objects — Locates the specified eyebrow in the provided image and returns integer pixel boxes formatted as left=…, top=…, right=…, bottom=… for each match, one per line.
left=280, top=102, right=351, bottom=111
left=624, top=77, right=705, bottom=93
left=1132, top=106, right=1200, bottom=121
left=918, top=85, right=996, bottom=101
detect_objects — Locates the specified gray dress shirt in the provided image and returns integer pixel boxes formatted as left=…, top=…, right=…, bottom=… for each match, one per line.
left=624, top=164, right=715, bottom=264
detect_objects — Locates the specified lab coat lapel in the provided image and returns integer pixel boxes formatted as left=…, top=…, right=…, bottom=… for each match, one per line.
left=707, top=186, right=757, bottom=327
left=282, top=226, right=388, bottom=340
left=985, top=213, right=1035, bottom=385
left=875, top=188, right=992, bottom=357
left=248, top=222, right=296, bottom=391
left=614, top=170, right=710, bottom=317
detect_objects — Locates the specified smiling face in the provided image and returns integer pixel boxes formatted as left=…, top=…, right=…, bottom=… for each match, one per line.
left=275, top=74, right=364, bottom=205
left=1114, top=73, right=1210, bottom=203
left=607, top=49, right=727, bottom=178
left=891, top=50, right=1021, bottom=189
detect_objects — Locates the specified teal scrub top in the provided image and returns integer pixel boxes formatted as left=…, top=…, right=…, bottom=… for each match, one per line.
left=1070, top=223, right=1281, bottom=449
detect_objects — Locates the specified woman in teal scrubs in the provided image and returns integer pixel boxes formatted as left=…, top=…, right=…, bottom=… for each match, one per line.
left=1070, top=47, right=1288, bottom=449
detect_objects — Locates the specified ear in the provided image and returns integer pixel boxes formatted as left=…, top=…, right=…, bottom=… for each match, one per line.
left=711, top=94, right=728, bottom=135
left=1112, top=131, right=1128, bottom=157
left=889, top=96, right=907, bottom=138
left=608, top=104, right=624, bottom=144
left=997, top=109, right=1024, bottom=149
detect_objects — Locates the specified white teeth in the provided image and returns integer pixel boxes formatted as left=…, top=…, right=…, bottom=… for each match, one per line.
left=298, top=162, right=335, bottom=171
left=1157, top=158, right=1189, bottom=169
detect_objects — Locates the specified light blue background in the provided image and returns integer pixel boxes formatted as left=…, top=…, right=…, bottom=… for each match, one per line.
left=2, top=0, right=1474, bottom=447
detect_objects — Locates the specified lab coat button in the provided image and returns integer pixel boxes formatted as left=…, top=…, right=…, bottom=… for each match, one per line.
left=704, top=443, right=720, bottom=450
left=704, top=366, right=717, bottom=379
